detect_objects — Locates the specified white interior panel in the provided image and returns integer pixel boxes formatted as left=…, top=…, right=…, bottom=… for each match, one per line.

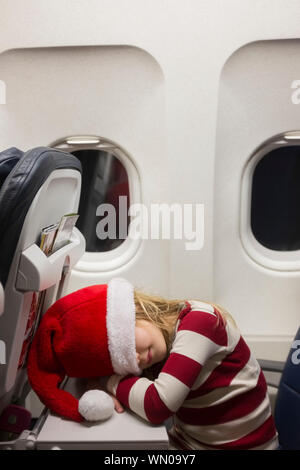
left=0, top=45, right=169, bottom=294
left=214, top=40, right=300, bottom=358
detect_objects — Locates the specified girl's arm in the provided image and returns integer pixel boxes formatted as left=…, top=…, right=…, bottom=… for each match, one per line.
left=106, top=310, right=224, bottom=424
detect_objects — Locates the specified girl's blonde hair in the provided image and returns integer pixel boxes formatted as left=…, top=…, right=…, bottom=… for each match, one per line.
left=134, top=288, right=238, bottom=355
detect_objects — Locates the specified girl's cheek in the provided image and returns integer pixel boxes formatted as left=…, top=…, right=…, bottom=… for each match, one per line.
left=135, top=326, right=150, bottom=350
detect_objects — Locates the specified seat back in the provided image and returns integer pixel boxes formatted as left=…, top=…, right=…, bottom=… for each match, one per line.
left=275, top=327, right=300, bottom=450
left=0, top=147, right=85, bottom=418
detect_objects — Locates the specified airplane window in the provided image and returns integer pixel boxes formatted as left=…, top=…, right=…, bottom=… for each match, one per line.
left=71, top=149, right=130, bottom=252
left=251, top=146, right=300, bottom=251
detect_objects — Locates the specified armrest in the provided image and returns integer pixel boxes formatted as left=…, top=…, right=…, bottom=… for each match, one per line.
left=0, top=282, right=4, bottom=316
left=258, top=359, right=285, bottom=373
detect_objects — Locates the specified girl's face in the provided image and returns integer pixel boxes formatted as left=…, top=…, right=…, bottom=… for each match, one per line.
left=135, top=320, right=167, bottom=370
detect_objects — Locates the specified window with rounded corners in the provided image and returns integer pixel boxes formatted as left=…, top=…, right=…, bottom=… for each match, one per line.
left=240, top=131, right=300, bottom=271
left=50, top=136, right=142, bottom=271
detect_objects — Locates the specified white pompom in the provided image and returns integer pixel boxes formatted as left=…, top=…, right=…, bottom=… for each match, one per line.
left=78, top=390, right=114, bottom=421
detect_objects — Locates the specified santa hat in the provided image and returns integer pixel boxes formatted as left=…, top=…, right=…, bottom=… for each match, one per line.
left=27, top=277, right=141, bottom=422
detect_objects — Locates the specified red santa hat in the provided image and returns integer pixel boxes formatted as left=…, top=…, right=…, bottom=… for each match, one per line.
left=27, top=277, right=141, bottom=422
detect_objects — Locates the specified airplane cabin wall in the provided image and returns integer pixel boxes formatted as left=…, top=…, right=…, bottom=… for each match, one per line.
left=1, top=0, right=300, bottom=360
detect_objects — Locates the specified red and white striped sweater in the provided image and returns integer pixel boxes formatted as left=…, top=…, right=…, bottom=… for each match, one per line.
left=107, top=300, right=278, bottom=450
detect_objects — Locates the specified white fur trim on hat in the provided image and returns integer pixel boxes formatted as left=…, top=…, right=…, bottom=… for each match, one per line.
left=106, top=277, right=142, bottom=376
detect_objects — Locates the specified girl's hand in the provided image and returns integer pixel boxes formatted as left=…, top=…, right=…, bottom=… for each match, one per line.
left=110, top=395, right=124, bottom=413
left=85, top=376, right=125, bottom=413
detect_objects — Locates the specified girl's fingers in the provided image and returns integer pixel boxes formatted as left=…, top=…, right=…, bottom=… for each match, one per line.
left=113, top=397, right=124, bottom=413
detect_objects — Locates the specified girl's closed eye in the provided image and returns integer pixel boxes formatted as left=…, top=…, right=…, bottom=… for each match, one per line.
left=135, top=319, right=167, bottom=370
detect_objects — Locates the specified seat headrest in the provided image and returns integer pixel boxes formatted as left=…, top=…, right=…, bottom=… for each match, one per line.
left=275, top=327, right=300, bottom=449
left=0, top=147, right=24, bottom=191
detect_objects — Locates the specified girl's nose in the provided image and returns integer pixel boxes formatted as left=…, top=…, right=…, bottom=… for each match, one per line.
left=136, top=352, right=140, bottom=364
